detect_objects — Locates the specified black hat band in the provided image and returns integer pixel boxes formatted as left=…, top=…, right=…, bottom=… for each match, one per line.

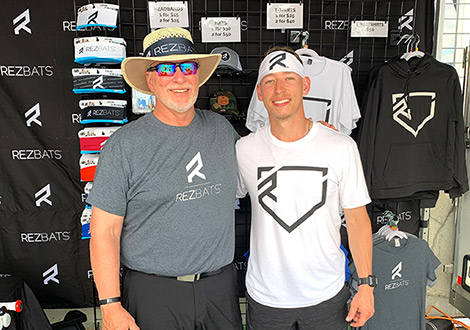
left=144, top=37, right=196, bottom=58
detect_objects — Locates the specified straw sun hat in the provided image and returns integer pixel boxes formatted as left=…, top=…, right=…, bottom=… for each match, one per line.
left=121, top=27, right=221, bottom=95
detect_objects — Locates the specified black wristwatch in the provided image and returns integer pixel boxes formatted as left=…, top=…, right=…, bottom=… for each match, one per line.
left=98, top=297, right=121, bottom=306
left=358, top=275, right=378, bottom=287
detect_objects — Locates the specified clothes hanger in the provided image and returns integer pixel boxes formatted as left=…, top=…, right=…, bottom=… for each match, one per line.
left=295, top=31, right=322, bottom=60
left=400, top=33, right=425, bottom=61
left=377, top=210, right=408, bottom=241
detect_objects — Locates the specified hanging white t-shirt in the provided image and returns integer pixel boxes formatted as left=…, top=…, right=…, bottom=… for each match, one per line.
left=246, top=52, right=361, bottom=135
left=236, top=123, right=370, bottom=308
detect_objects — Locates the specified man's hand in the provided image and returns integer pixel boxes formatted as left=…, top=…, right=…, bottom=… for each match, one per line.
left=317, top=121, right=338, bottom=131
left=101, top=303, right=140, bottom=330
left=346, top=285, right=374, bottom=327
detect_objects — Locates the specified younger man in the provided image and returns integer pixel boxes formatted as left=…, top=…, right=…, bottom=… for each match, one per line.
left=236, top=47, right=375, bottom=329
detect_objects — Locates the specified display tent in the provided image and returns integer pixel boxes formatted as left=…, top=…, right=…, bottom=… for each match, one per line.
left=0, top=0, right=434, bottom=308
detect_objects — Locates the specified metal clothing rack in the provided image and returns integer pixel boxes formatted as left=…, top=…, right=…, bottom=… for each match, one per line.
left=449, top=43, right=470, bottom=317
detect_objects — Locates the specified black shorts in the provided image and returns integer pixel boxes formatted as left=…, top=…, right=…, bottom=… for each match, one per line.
left=246, top=285, right=350, bottom=330
left=122, top=264, right=242, bottom=330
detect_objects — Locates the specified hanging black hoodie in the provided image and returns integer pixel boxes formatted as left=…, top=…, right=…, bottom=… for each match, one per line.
left=358, top=54, right=468, bottom=201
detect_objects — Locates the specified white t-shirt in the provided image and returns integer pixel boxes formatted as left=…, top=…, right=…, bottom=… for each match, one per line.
left=236, top=123, right=370, bottom=308
left=246, top=54, right=360, bottom=135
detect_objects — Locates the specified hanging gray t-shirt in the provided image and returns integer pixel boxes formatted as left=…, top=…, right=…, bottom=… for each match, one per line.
left=87, top=109, right=239, bottom=276
left=351, top=235, right=440, bottom=330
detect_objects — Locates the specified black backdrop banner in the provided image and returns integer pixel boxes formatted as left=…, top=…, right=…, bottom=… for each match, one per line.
left=0, top=0, right=93, bottom=308
left=0, top=0, right=434, bottom=309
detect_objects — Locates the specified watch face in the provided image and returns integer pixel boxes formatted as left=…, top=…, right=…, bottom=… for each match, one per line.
left=368, top=275, right=378, bottom=287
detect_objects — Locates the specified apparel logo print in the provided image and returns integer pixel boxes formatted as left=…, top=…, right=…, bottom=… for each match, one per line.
left=392, top=261, right=402, bottom=280
left=186, top=152, right=206, bottom=183
left=257, top=166, right=327, bottom=233
left=25, top=103, right=42, bottom=127
left=87, top=11, right=98, bottom=25
left=269, top=53, right=287, bottom=71
left=302, top=97, right=332, bottom=122
left=43, top=264, right=59, bottom=285
left=13, top=9, right=31, bottom=35
left=221, top=51, right=230, bottom=62
left=385, top=260, right=409, bottom=290
left=93, top=76, right=104, bottom=89
left=392, top=92, right=436, bottom=137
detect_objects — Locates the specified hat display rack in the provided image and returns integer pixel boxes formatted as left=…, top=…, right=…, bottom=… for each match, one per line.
left=208, top=47, right=247, bottom=123
left=71, top=5, right=129, bottom=324
left=73, top=3, right=128, bottom=245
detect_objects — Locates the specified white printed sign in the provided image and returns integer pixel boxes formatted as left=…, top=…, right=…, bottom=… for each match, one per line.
left=267, top=3, right=303, bottom=29
left=148, top=1, right=189, bottom=29
left=201, top=17, right=241, bottom=43
left=351, top=21, right=389, bottom=37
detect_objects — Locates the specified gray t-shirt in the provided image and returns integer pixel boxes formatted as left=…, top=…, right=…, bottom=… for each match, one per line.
left=87, top=109, right=239, bottom=276
left=351, top=235, right=440, bottom=330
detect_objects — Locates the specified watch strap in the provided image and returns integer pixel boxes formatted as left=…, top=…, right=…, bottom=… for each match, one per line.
left=98, top=297, right=121, bottom=306
left=358, top=275, right=377, bottom=287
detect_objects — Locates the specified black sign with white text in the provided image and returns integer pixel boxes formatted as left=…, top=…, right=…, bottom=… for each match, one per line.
left=0, top=0, right=92, bottom=308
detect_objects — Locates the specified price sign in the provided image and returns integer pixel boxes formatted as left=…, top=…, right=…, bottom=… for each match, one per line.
left=148, top=1, right=189, bottom=29
left=351, top=21, right=389, bottom=37
left=267, top=3, right=303, bottom=29
left=201, top=17, right=241, bottom=43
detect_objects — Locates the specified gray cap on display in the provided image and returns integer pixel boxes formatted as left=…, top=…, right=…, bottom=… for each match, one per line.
left=210, top=47, right=243, bottom=72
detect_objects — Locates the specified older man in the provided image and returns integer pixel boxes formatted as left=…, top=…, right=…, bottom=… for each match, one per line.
left=88, top=28, right=242, bottom=330
left=236, top=46, right=375, bottom=330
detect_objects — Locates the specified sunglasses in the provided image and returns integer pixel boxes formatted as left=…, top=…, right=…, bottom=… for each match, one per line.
left=147, top=62, right=199, bottom=77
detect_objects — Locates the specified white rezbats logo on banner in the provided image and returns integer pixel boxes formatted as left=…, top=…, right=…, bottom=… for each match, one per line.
left=186, top=152, right=206, bottom=183
left=35, top=184, right=52, bottom=207
left=392, top=92, right=436, bottom=137
left=340, top=50, right=354, bottom=67
left=21, top=231, right=71, bottom=243
left=43, top=264, right=59, bottom=285
left=13, top=9, right=32, bottom=35
left=25, top=103, right=42, bottom=127
left=398, top=8, right=413, bottom=31
left=324, top=20, right=349, bottom=30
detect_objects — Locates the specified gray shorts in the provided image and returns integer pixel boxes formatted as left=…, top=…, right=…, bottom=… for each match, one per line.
left=246, top=285, right=350, bottom=330
left=122, top=264, right=242, bottom=330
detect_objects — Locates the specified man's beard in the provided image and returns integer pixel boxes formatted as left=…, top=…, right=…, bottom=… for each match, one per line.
left=157, top=89, right=198, bottom=113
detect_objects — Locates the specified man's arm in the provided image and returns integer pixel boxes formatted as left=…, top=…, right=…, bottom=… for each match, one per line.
left=343, top=205, right=374, bottom=327
left=90, top=206, right=139, bottom=330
